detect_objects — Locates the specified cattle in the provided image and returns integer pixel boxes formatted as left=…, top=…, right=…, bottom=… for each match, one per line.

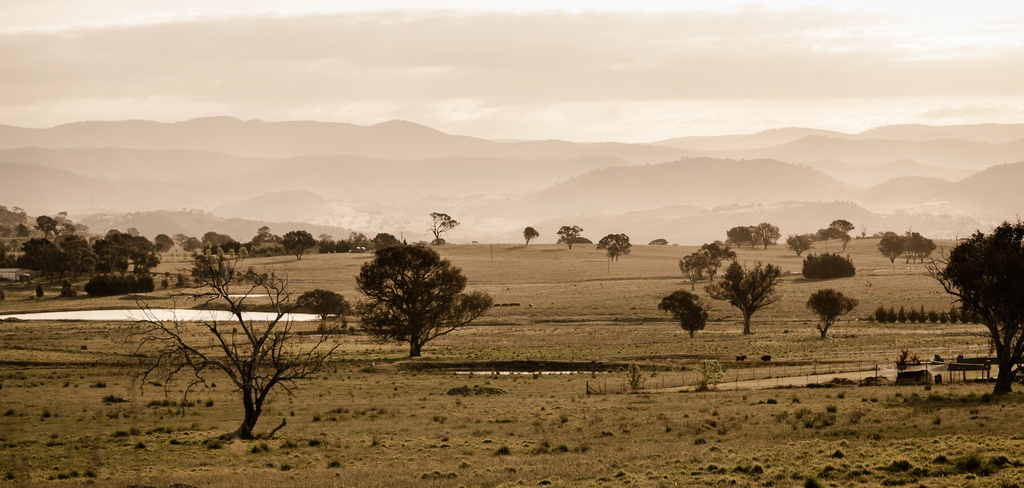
left=761, top=355, right=772, bottom=362
left=735, top=355, right=747, bottom=362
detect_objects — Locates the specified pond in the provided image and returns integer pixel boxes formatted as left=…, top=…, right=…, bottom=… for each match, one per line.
left=0, top=309, right=321, bottom=322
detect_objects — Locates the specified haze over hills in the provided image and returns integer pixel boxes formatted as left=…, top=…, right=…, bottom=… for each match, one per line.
left=0, top=117, right=1022, bottom=245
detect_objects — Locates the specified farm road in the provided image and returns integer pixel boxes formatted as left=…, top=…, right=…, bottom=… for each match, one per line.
left=653, top=368, right=886, bottom=393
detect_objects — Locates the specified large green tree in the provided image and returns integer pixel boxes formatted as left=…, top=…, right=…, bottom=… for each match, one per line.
left=877, top=232, right=905, bottom=263
left=597, top=233, right=631, bottom=261
left=659, top=290, right=711, bottom=338
left=281, top=230, right=316, bottom=260
left=679, top=253, right=708, bottom=291
left=699, top=241, right=737, bottom=281
left=751, top=222, right=781, bottom=249
left=556, top=225, right=583, bottom=250
left=806, top=288, right=858, bottom=339
left=428, top=212, right=459, bottom=245
left=706, top=261, right=782, bottom=334
left=356, top=245, right=493, bottom=357
left=933, top=221, right=1024, bottom=394
left=523, top=226, right=539, bottom=246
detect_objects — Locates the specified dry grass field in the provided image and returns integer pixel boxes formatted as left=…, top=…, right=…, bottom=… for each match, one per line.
left=2, top=238, right=1023, bottom=487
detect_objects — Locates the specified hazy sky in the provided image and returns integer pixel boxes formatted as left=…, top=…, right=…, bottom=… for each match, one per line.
left=2, top=1, right=1022, bottom=141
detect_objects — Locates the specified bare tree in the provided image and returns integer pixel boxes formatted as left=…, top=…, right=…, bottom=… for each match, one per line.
left=129, top=254, right=338, bottom=439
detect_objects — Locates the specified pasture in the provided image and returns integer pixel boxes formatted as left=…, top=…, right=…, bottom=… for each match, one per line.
left=2, top=238, right=1022, bottom=487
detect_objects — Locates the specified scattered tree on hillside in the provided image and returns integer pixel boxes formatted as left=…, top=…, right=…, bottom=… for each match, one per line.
left=699, top=241, right=737, bottom=281
left=679, top=253, right=707, bottom=290
left=250, top=226, right=279, bottom=246
left=830, top=219, right=855, bottom=235
left=786, top=234, right=814, bottom=257
left=903, top=231, right=936, bottom=264
left=597, top=233, right=631, bottom=261
left=59, top=235, right=97, bottom=278
left=356, top=245, right=493, bottom=357
left=202, top=231, right=235, bottom=248
left=877, top=232, right=905, bottom=263
left=751, top=222, right=781, bottom=249
left=35, top=215, right=59, bottom=239
left=183, top=237, right=203, bottom=252
left=933, top=221, right=1024, bottom=394
left=348, top=232, right=369, bottom=250
left=648, top=238, right=669, bottom=246
left=14, top=223, right=31, bottom=238
left=371, top=233, right=401, bottom=250
left=17, top=238, right=65, bottom=277
left=296, top=289, right=352, bottom=324
left=556, top=225, right=584, bottom=250
left=705, top=261, right=782, bottom=335
left=154, top=234, right=175, bottom=253
left=173, top=233, right=191, bottom=248
left=806, top=288, right=859, bottom=339
left=93, top=231, right=160, bottom=275
left=659, top=290, right=711, bottom=338
left=523, top=226, right=539, bottom=246
left=130, top=254, right=338, bottom=439
left=428, top=212, right=459, bottom=245
left=281, top=230, right=316, bottom=260
left=726, top=226, right=755, bottom=248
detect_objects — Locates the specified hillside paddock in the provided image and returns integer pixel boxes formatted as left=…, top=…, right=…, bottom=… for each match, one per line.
left=2, top=238, right=1022, bottom=487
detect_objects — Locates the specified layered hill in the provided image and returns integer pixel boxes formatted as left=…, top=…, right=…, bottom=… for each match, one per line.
left=1, top=117, right=1023, bottom=244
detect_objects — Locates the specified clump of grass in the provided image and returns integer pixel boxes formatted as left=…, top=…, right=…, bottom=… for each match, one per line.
left=327, top=460, right=342, bottom=468
left=420, top=471, right=458, bottom=480
left=251, top=442, right=270, bottom=453
left=493, top=445, right=511, bottom=456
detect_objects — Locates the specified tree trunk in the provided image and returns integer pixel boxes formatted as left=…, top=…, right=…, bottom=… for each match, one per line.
left=688, top=330, right=695, bottom=338
left=742, top=314, right=752, bottom=335
left=233, top=388, right=261, bottom=439
left=409, top=340, right=423, bottom=357
left=819, top=327, right=828, bottom=339
left=994, top=362, right=1015, bottom=394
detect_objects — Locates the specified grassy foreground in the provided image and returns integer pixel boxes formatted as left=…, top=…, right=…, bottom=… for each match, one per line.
left=2, top=239, right=1022, bottom=487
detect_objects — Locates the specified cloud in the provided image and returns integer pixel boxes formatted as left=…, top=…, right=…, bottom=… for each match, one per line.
left=0, top=8, right=1022, bottom=138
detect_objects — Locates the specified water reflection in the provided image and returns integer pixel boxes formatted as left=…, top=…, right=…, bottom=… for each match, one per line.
left=0, top=309, right=320, bottom=322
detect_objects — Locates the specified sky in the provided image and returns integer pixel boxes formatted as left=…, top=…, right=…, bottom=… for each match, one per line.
left=1, top=1, right=1023, bottom=142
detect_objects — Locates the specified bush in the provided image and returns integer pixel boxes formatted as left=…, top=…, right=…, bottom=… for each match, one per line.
left=60, top=280, right=76, bottom=298
left=84, top=274, right=155, bottom=297
left=802, top=253, right=856, bottom=279
left=874, top=306, right=888, bottom=323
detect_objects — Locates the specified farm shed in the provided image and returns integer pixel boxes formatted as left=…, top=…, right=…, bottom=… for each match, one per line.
left=895, top=363, right=948, bottom=386
left=0, top=268, right=35, bottom=282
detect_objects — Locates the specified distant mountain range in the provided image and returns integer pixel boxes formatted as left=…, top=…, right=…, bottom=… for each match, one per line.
left=1, top=117, right=1022, bottom=245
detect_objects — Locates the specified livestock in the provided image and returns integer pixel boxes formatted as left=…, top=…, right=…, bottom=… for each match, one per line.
left=761, top=355, right=772, bottom=362
left=735, top=355, right=747, bottom=362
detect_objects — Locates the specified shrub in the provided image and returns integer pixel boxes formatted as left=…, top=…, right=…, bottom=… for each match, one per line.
left=626, top=364, right=645, bottom=391
left=897, top=306, right=907, bottom=323
left=84, top=274, right=155, bottom=297
left=874, top=306, right=888, bottom=323
left=802, top=253, right=856, bottom=279
left=60, top=280, right=76, bottom=297
left=696, top=360, right=724, bottom=391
